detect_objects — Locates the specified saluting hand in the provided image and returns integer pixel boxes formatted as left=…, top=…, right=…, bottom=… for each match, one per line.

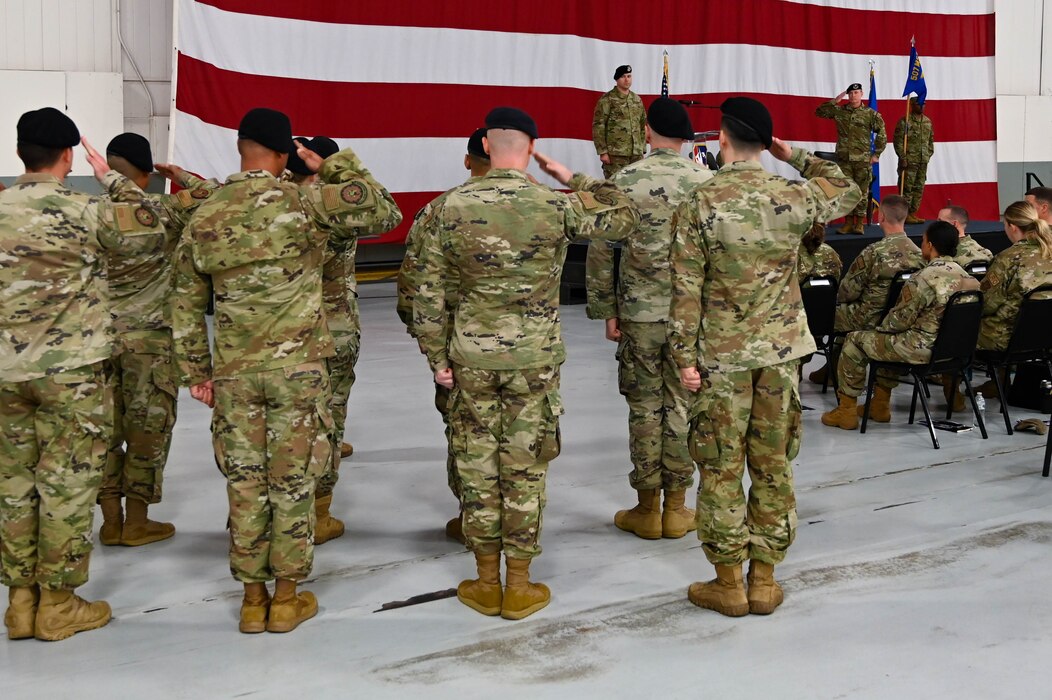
left=82, top=137, right=110, bottom=181
left=769, top=137, right=793, bottom=162
left=533, top=151, right=573, bottom=186
left=155, top=163, right=187, bottom=183
left=295, top=139, right=324, bottom=173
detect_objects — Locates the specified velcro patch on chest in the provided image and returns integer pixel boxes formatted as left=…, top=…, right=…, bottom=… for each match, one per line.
left=815, top=178, right=852, bottom=199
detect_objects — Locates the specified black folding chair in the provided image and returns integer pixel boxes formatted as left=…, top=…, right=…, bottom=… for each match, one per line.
left=801, top=275, right=838, bottom=393
left=878, top=268, right=920, bottom=325
left=964, top=261, right=989, bottom=282
left=860, top=290, right=987, bottom=449
left=975, top=284, right=1052, bottom=435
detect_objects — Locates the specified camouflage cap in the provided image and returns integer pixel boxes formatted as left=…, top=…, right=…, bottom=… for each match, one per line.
left=237, top=107, right=293, bottom=154
left=467, top=127, right=489, bottom=159
left=17, top=107, right=79, bottom=148
left=485, top=107, right=538, bottom=139
left=106, top=132, right=153, bottom=173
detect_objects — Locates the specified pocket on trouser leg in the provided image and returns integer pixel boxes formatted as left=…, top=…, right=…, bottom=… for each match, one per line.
left=307, top=399, right=336, bottom=482
left=786, top=383, right=803, bottom=463
left=538, top=389, right=564, bottom=462
left=616, top=338, right=636, bottom=398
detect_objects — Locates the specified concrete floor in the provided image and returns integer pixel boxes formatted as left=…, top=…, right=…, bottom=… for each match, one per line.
left=4, top=283, right=1050, bottom=699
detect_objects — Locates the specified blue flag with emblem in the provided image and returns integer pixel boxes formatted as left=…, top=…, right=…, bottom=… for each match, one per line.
left=902, top=38, right=927, bottom=105
left=868, top=62, right=880, bottom=220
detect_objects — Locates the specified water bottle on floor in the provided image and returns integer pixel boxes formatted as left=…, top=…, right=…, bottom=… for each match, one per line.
left=974, top=391, right=986, bottom=428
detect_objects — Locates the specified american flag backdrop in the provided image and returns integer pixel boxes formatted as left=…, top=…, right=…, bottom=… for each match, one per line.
left=170, top=0, right=998, bottom=245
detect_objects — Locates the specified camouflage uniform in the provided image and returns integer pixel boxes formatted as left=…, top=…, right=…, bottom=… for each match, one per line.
left=100, top=174, right=216, bottom=505
left=797, top=242, right=843, bottom=279
left=410, top=169, right=639, bottom=558
left=816, top=100, right=887, bottom=219
left=0, top=173, right=163, bottom=590
left=893, top=113, right=934, bottom=214
left=592, top=89, right=647, bottom=178
left=953, top=235, right=993, bottom=269
left=397, top=182, right=476, bottom=502
left=838, top=258, right=980, bottom=395
left=978, top=238, right=1052, bottom=351
left=836, top=235, right=923, bottom=333
left=668, top=147, right=860, bottom=566
left=317, top=237, right=359, bottom=498
left=583, top=148, right=714, bottom=492
left=171, top=149, right=401, bottom=583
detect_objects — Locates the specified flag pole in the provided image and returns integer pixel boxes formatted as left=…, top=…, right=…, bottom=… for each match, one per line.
left=899, top=37, right=914, bottom=194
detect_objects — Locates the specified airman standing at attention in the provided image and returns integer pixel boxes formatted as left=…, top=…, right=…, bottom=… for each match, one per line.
left=1, top=108, right=165, bottom=641
left=583, top=97, right=713, bottom=541
left=411, top=107, right=639, bottom=620
left=171, top=108, right=401, bottom=634
left=593, top=65, right=647, bottom=178
left=669, top=97, right=860, bottom=618
left=816, top=83, right=886, bottom=234
left=894, top=97, right=934, bottom=224
left=397, top=128, right=491, bottom=544
left=95, top=132, right=218, bottom=548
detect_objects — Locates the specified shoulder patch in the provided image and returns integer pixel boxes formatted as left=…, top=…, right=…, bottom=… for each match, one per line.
left=191, top=188, right=211, bottom=200
left=134, top=206, right=158, bottom=228
left=815, top=177, right=852, bottom=199
left=176, top=189, right=193, bottom=208
left=340, top=182, right=367, bottom=205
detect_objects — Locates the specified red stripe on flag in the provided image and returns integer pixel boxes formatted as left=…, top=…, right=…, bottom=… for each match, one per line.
left=195, top=0, right=993, bottom=58
left=368, top=184, right=1002, bottom=247
left=880, top=182, right=1000, bottom=221
left=176, top=54, right=996, bottom=144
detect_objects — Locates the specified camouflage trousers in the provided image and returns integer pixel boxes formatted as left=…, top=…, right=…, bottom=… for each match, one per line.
left=602, top=153, right=643, bottom=179
left=835, top=301, right=880, bottom=335
left=100, top=346, right=178, bottom=504
left=318, top=332, right=359, bottom=497
left=898, top=165, right=928, bottom=214
left=211, top=362, right=333, bottom=583
left=434, top=383, right=460, bottom=501
left=839, top=159, right=874, bottom=219
left=0, top=362, right=111, bottom=590
left=837, top=330, right=927, bottom=397
left=617, top=321, right=693, bottom=491
left=688, top=361, right=800, bottom=566
left=450, top=364, right=563, bottom=559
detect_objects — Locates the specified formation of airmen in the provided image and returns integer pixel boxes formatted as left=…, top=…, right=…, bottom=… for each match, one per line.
left=2, top=65, right=1052, bottom=641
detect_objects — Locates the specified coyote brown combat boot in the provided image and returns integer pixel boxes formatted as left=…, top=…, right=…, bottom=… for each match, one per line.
left=501, top=556, right=550, bottom=620
left=445, top=510, right=466, bottom=544
left=5, top=585, right=39, bottom=640
left=457, top=552, right=502, bottom=616
left=266, top=579, right=317, bottom=633
left=821, top=392, right=859, bottom=430
left=314, top=493, right=345, bottom=545
left=941, top=375, right=966, bottom=413
left=34, top=588, right=111, bottom=641
left=614, top=488, right=662, bottom=539
left=905, top=212, right=925, bottom=225
left=856, top=385, right=892, bottom=422
left=239, top=583, right=269, bottom=634
left=836, top=215, right=855, bottom=234
left=99, top=497, right=123, bottom=546
left=661, top=489, right=696, bottom=539
left=120, top=497, right=175, bottom=546
left=687, top=564, right=750, bottom=617
left=807, top=362, right=828, bottom=385
left=340, top=441, right=353, bottom=459
left=746, top=560, right=784, bottom=615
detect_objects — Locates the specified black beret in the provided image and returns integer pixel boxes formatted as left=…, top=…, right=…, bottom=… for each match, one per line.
left=614, top=65, right=632, bottom=80
left=847, top=83, right=863, bottom=92
left=310, top=136, right=340, bottom=160
left=17, top=107, right=80, bottom=149
left=647, top=97, right=694, bottom=140
left=720, top=97, right=773, bottom=149
left=285, top=136, right=313, bottom=176
left=467, top=127, right=489, bottom=159
left=237, top=108, right=293, bottom=154
left=485, top=107, right=538, bottom=140
left=106, top=132, right=153, bottom=174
